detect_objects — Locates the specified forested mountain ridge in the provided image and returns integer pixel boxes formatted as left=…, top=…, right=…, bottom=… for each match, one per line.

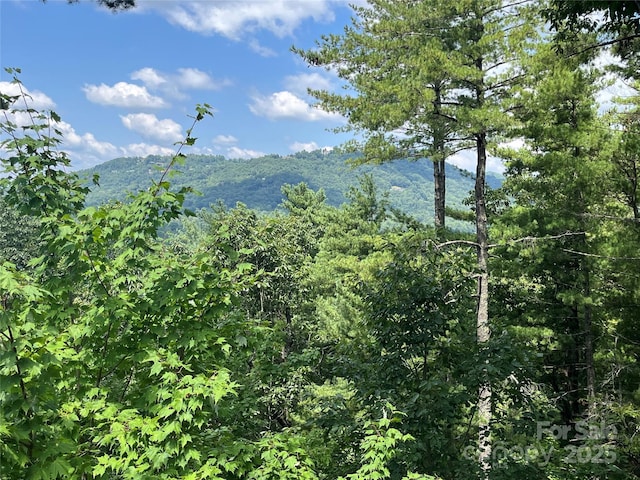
left=81, top=149, right=502, bottom=224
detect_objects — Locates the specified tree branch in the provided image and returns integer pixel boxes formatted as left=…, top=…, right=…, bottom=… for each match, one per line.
left=561, top=248, right=640, bottom=261
left=436, top=239, right=480, bottom=249
left=488, top=231, right=586, bottom=248
left=566, top=33, right=640, bottom=58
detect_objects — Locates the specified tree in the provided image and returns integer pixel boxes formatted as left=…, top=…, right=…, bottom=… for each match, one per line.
left=545, top=0, right=640, bottom=75
left=490, top=43, right=640, bottom=478
left=546, top=1, right=640, bottom=37
left=43, top=0, right=136, bottom=10
left=293, top=0, right=458, bottom=232
left=298, top=2, right=541, bottom=476
left=0, top=71, right=257, bottom=478
left=499, top=56, right=601, bottom=408
left=0, top=198, right=42, bottom=270
left=173, top=177, right=446, bottom=479
left=612, top=87, right=640, bottom=220
left=0, top=70, right=328, bottom=479
left=357, top=232, right=479, bottom=478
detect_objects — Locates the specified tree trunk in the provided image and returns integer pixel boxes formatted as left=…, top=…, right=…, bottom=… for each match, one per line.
left=584, top=261, right=596, bottom=413
left=433, top=84, right=446, bottom=233
left=476, top=131, right=492, bottom=478
left=434, top=154, right=446, bottom=232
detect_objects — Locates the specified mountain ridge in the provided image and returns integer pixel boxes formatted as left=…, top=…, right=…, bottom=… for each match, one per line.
left=80, top=150, right=502, bottom=226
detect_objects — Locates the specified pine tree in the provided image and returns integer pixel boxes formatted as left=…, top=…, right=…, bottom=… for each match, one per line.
left=293, top=0, right=458, bottom=232
left=298, top=1, right=540, bottom=476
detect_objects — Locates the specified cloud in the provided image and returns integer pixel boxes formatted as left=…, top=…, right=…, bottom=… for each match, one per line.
left=226, top=146, right=265, bottom=159
left=58, top=121, right=119, bottom=157
left=176, top=68, right=220, bottom=89
left=284, top=73, right=333, bottom=96
left=0, top=82, right=116, bottom=171
left=130, top=67, right=230, bottom=100
left=210, top=135, right=263, bottom=159
left=120, top=143, right=176, bottom=158
left=120, top=113, right=183, bottom=143
left=50, top=120, right=121, bottom=170
left=249, top=39, right=277, bottom=57
left=289, top=141, right=334, bottom=153
left=447, top=150, right=475, bottom=173
left=0, top=79, right=195, bottom=171
left=448, top=149, right=505, bottom=174
left=0, top=81, right=56, bottom=110
left=137, top=0, right=336, bottom=39
left=213, top=134, right=238, bottom=145
left=289, top=141, right=319, bottom=152
left=249, top=91, right=342, bottom=121
left=55, top=121, right=178, bottom=169
left=84, top=82, right=168, bottom=108
left=130, top=67, right=167, bottom=89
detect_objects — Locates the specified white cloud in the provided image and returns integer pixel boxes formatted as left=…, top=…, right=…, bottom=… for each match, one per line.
left=447, top=151, right=475, bottom=173
left=1, top=86, right=55, bottom=111
left=448, top=149, right=505, bottom=174
left=131, top=67, right=167, bottom=89
left=249, top=39, right=277, bottom=57
left=121, top=143, right=176, bottom=158
left=0, top=88, right=194, bottom=170
left=84, top=82, right=168, bottom=108
left=0, top=81, right=56, bottom=110
left=137, top=0, right=335, bottom=39
left=176, top=68, right=218, bottom=89
left=226, top=146, right=265, bottom=159
left=249, top=91, right=342, bottom=121
left=1, top=111, right=44, bottom=132
left=0, top=91, right=128, bottom=170
left=210, top=135, right=264, bottom=159
left=120, top=113, right=183, bottom=143
left=58, top=121, right=119, bottom=157
left=55, top=121, right=180, bottom=169
left=289, top=141, right=319, bottom=152
left=284, top=73, right=333, bottom=96
left=130, top=67, right=230, bottom=100
left=50, top=120, right=121, bottom=170
left=213, top=134, right=238, bottom=145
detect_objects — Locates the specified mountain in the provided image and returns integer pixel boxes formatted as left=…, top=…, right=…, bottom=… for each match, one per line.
left=80, top=150, right=502, bottom=226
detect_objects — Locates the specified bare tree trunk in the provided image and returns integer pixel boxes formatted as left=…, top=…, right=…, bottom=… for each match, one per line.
left=476, top=131, right=492, bottom=478
left=584, top=264, right=596, bottom=413
left=434, top=154, right=446, bottom=231
left=433, top=84, right=446, bottom=233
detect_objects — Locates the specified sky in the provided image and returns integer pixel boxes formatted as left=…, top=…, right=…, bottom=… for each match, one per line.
left=0, top=0, right=363, bottom=170
left=0, top=1, right=633, bottom=173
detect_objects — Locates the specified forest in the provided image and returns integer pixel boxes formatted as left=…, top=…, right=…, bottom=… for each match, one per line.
left=80, top=150, right=502, bottom=229
left=1, top=1, right=640, bottom=479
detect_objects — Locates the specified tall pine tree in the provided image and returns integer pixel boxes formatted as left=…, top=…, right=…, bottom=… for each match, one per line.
left=297, top=1, right=540, bottom=476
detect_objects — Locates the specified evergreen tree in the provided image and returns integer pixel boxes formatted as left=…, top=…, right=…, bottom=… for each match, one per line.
left=298, top=2, right=540, bottom=475
left=492, top=44, right=639, bottom=478
left=293, top=0, right=458, bottom=232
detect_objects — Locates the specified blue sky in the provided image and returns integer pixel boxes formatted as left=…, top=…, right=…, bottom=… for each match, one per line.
left=1, top=1, right=631, bottom=173
left=0, top=0, right=361, bottom=170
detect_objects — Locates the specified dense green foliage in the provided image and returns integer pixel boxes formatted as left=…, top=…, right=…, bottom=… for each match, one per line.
left=545, top=0, right=640, bottom=77
left=0, top=69, right=437, bottom=480
left=294, top=2, right=540, bottom=475
left=3, top=1, right=640, bottom=479
left=546, top=0, right=640, bottom=38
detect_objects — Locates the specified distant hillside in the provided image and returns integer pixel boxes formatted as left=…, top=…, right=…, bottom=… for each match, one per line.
left=80, top=150, right=502, bottom=227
